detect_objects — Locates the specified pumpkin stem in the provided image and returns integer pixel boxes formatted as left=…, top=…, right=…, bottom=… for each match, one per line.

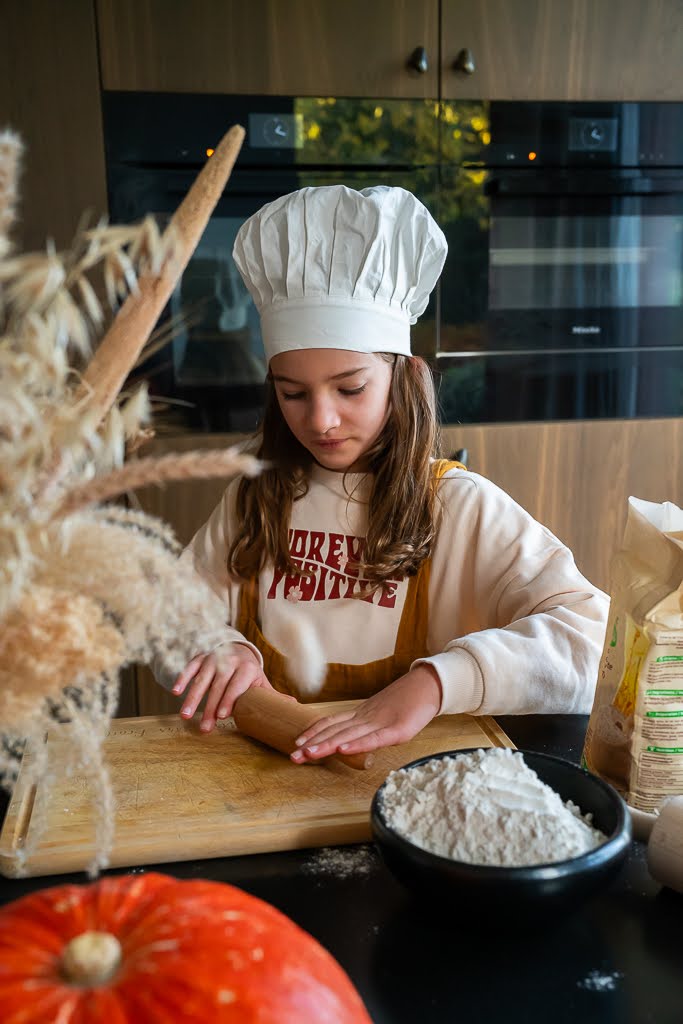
left=61, top=931, right=122, bottom=986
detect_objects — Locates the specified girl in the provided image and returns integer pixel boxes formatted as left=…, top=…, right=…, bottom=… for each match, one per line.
left=167, top=185, right=608, bottom=764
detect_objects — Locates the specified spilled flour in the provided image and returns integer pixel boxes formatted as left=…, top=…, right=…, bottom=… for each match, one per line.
left=380, top=748, right=606, bottom=866
left=578, top=969, right=623, bottom=992
left=301, top=844, right=379, bottom=879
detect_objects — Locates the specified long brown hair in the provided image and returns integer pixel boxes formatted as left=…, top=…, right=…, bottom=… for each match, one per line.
left=227, top=354, right=442, bottom=587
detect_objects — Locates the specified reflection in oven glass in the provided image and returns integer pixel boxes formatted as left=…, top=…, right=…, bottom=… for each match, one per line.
left=438, top=349, right=683, bottom=423
left=170, top=220, right=265, bottom=388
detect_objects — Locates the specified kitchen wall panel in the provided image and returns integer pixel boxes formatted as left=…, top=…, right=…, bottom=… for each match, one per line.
left=441, top=417, right=683, bottom=590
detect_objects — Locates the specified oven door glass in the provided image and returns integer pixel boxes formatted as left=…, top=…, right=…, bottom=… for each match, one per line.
left=111, top=166, right=439, bottom=432
left=436, top=167, right=683, bottom=422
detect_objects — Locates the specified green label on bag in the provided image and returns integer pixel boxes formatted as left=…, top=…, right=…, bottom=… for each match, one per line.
left=655, top=656, right=683, bottom=663
left=646, top=711, right=683, bottom=718
left=646, top=746, right=683, bottom=753
left=647, top=690, right=683, bottom=696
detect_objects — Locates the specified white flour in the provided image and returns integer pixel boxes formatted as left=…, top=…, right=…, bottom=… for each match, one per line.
left=301, top=844, right=379, bottom=879
left=578, top=969, right=623, bottom=991
left=380, top=748, right=606, bottom=866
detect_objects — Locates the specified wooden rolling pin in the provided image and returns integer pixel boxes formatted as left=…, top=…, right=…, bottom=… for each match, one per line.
left=232, top=688, right=374, bottom=771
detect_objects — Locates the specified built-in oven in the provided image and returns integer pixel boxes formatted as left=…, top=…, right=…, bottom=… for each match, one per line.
left=437, top=101, right=683, bottom=422
left=103, top=92, right=440, bottom=432
left=103, top=94, right=683, bottom=427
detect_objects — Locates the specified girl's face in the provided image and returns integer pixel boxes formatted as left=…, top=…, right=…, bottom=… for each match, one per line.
left=270, top=348, right=393, bottom=472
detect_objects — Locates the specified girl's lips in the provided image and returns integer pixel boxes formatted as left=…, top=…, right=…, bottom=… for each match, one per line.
left=315, top=439, right=347, bottom=448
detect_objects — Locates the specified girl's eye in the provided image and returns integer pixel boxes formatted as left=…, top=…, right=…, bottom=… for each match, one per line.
left=280, top=384, right=366, bottom=400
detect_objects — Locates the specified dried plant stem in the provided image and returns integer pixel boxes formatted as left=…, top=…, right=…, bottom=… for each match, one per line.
left=55, top=447, right=262, bottom=516
left=0, top=130, right=23, bottom=254
left=79, top=125, right=245, bottom=427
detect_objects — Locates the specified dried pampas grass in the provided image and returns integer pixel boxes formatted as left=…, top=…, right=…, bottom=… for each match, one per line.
left=0, top=124, right=252, bottom=875
left=0, top=585, right=124, bottom=728
left=56, top=445, right=262, bottom=517
left=267, top=601, right=328, bottom=698
left=0, top=131, right=22, bottom=260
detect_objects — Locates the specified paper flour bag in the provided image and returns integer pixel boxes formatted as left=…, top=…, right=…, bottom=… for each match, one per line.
left=582, top=497, right=683, bottom=812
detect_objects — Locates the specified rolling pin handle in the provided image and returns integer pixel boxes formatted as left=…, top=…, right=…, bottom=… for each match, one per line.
left=336, top=749, right=375, bottom=771
left=232, top=688, right=374, bottom=771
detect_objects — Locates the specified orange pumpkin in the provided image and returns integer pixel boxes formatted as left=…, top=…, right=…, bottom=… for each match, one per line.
left=0, top=872, right=373, bottom=1023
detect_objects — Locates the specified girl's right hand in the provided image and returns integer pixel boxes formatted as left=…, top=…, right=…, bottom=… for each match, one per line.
left=172, top=645, right=273, bottom=733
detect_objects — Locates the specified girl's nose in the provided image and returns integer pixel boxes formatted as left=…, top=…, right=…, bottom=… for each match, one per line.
left=309, top=394, right=341, bottom=435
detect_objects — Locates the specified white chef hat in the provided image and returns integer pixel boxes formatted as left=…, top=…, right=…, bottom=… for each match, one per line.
left=232, top=185, right=447, bottom=361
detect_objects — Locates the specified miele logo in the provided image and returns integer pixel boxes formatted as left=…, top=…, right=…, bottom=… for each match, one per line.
left=571, top=325, right=602, bottom=334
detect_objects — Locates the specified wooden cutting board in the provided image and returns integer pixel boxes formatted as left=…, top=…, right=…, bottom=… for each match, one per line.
left=0, top=703, right=513, bottom=878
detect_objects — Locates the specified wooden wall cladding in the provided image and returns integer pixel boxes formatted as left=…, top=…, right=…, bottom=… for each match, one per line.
left=441, top=418, right=683, bottom=592
left=0, top=0, right=108, bottom=252
left=96, top=0, right=439, bottom=97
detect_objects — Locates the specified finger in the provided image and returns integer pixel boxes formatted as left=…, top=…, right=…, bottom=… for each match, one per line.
left=214, top=665, right=266, bottom=719
left=296, top=724, right=397, bottom=763
left=204, top=660, right=268, bottom=725
left=294, top=712, right=355, bottom=748
left=294, top=716, right=358, bottom=750
left=338, top=726, right=400, bottom=753
left=292, top=722, right=375, bottom=762
left=214, top=665, right=278, bottom=720
left=171, top=654, right=205, bottom=695
left=201, top=673, right=236, bottom=732
left=180, top=659, right=219, bottom=718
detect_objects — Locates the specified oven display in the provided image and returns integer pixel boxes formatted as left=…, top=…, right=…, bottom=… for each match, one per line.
left=248, top=113, right=304, bottom=149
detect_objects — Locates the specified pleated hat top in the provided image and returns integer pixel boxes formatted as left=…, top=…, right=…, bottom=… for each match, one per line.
left=232, top=184, right=447, bottom=360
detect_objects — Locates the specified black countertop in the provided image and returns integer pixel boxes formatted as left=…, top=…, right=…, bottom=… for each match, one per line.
left=1, top=714, right=682, bottom=1023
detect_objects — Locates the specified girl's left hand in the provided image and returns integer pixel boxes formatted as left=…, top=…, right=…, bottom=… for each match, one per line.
left=290, top=665, right=443, bottom=763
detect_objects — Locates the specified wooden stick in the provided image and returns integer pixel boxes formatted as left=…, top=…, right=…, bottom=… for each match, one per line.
left=233, top=688, right=374, bottom=771
left=80, top=124, right=245, bottom=426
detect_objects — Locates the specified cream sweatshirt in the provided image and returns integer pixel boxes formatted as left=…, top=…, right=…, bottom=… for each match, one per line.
left=172, top=464, right=609, bottom=716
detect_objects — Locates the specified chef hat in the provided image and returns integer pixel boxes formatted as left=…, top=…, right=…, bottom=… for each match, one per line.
left=232, top=185, right=447, bottom=361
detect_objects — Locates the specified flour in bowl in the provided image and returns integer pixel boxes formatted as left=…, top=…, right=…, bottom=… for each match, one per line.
left=380, top=748, right=606, bottom=866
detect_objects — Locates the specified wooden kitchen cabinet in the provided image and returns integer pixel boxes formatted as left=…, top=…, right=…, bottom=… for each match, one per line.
left=97, top=0, right=682, bottom=103
left=442, top=0, right=683, bottom=101
left=96, top=0, right=439, bottom=98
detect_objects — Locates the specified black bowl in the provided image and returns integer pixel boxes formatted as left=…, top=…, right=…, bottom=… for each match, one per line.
left=371, top=748, right=632, bottom=914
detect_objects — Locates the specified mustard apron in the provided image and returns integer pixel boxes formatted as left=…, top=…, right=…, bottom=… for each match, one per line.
left=235, top=459, right=464, bottom=702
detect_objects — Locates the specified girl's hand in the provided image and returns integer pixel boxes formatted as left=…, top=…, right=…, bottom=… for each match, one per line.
left=290, top=665, right=443, bottom=763
left=172, top=645, right=272, bottom=733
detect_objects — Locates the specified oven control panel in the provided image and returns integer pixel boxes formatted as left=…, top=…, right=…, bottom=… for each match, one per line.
left=569, top=117, right=618, bottom=152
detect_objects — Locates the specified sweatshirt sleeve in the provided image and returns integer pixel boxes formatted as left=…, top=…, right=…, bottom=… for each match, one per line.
left=152, top=483, right=262, bottom=691
left=414, top=471, right=609, bottom=717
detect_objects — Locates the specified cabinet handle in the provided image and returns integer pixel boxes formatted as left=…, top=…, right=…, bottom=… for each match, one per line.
left=453, top=47, right=476, bottom=75
left=408, top=46, right=429, bottom=74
